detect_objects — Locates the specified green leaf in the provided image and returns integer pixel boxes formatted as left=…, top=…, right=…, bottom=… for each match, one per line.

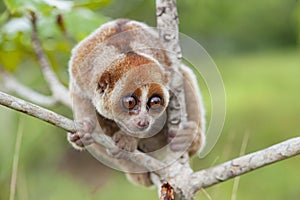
left=0, top=11, right=10, bottom=25
left=3, top=0, right=36, bottom=14
left=43, top=0, right=74, bottom=11
left=3, top=0, right=23, bottom=13
left=0, top=49, right=24, bottom=71
left=64, top=8, right=109, bottom=40
left=3, top=0, right=74, bottom=16
left=74, top=0, right=110, bottom=10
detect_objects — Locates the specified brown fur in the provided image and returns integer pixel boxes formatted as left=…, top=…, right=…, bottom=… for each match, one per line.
left=98, top=52, right=156, bottom=92
left=72, top=27, right=117, bottom=71
left=68, top=19, right=205, bottom=187
left=147, top=84, right=165, bottom=98
left=96, top=112, right=119, bottom=137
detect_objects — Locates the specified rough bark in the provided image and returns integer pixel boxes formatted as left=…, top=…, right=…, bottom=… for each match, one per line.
left=156, top=0, right=187, bottom=128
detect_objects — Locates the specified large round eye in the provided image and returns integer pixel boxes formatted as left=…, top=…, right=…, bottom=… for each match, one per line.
left=122, top=96, right=137, bottom=110
left=148, top=96, right=163, bottom=109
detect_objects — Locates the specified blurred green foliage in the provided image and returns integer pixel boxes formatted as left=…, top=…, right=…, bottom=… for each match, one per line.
left=104, top=0, right=300, bottom=52
left=0, top=0, right=300, bottom=200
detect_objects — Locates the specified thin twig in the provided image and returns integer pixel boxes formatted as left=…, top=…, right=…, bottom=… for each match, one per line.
left=30, top=12, right=71, bottom=107
left=0, top=65, right=57, bottom=106
left=231, top=132, right=249, bottom=200
left=16, top=168, right=29, bottom=200
left=0, top=91, right=75, bottom=132
left=200, top=188, right=213, bottom=200
left=9, top=118, right=24, bottom=200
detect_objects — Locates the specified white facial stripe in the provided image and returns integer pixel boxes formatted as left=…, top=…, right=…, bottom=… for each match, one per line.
left=140, top=85, right=149, bottom=112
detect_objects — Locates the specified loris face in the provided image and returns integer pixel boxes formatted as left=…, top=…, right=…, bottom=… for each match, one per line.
left=114, top=83, right=169, bottom=138
left=94, top=53, right=170, bottom=138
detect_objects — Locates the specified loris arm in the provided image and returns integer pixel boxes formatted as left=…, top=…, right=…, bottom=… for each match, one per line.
left=68, top=83, right=97, bottom=149
left=69, top=82, right=138, bottom=154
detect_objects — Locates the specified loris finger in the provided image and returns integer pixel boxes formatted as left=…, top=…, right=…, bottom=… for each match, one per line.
left=107, top=148, right=128, bottom=159
left=68, top=132, right=80, bottom=142
left=170, top=142, right=190, bottom=152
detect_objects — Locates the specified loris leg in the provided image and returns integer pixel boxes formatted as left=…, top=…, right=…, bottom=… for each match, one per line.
left=107, top=130, right=138, bottom=159
left=168, top=121, right=198, bottom=153
left=126, top=173, right=153, bottom=187
left=117, top=158, right=153, bottom=187
left=168, top=64, right=206, bottom=156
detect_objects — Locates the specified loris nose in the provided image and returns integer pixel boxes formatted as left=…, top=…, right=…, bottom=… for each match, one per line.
left=137, top=119, right=149, bottom=128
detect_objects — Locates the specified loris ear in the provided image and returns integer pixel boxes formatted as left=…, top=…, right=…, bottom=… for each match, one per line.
left=97, top=79, right=108, bottom=94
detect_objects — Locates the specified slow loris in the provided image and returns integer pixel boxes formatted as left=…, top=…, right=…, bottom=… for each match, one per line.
left=68, top=19, right=205, bottom=186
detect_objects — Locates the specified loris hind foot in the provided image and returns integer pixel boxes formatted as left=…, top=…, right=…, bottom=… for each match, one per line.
left=168, top=121, right=198, bottom=153
left=107, top=132, right=138, bottom=159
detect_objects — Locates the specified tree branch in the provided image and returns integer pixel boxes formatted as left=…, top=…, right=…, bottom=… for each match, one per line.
left=0, top=66, right=57, bottom=106
left=156, top=0, right=182, bottom=63
left=0, top=91, right=74, bottom=131
left=30, top=12, right=71, bottom=107
left=190, top=137, right=300, bottom=192
left=156, top=0, right=187, bottom=127
left=156, top=1, right=192, bottom=199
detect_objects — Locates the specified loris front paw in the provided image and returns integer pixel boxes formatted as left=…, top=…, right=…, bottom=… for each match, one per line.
left=68, top=119, right=95, bottom=150
left=108, top=132, right=138, bottom=159
left=168, top=121, right=198, bottom=153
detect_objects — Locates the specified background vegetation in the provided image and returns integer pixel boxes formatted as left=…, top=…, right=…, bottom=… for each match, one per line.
left=0, top=0, right=299, bottom=199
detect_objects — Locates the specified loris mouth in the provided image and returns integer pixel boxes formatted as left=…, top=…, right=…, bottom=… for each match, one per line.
left=136, top=126, right=147, bottom=130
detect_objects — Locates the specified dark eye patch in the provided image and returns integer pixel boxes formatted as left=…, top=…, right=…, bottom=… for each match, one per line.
left=147, top=84, right=164, bottom=99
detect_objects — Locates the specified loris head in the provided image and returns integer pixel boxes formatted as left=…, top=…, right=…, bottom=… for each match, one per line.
left=95, top=52, right=170, bottom=138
